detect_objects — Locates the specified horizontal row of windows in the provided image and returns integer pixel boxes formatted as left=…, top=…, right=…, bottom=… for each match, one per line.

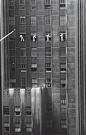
left=3, top=106, right=31, bottom=116
left=4, top=126, right=32, bottom=132
left=9, top=0, right=66, bottom=7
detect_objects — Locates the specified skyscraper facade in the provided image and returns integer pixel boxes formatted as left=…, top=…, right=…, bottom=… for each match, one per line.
left=1, top=0, right=86, bottom=135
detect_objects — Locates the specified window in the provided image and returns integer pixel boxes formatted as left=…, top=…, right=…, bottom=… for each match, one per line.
left=60, top=48, right=66, bottom=56
left=4, top=123, right=10, bottom=132
left=10, top=62, right=15, bottom=68
left=61, top=95, right=66, bottom=104
left=31, top=34, right=37, bottom=42
left=10, top=50, right=15, bottom=56
left=60, top=0, right=66, bottom=8
left=31, top=64, right=37, bottom=71
left=31, top=57, right=37, bottom=63
left=60, top=73, right=66, bottom=80
left=45, top=16, right=51, bottom=25
left=9, top=0, right=14, bottom=6
left=10, top=82, right=15, bottom=88
left=61, top=108, right=67, bottom=113
left=30, top=0, right=35, bottom=5
left=31, top=17, right=36, bottom=26
left=15, top=107, right=21, bottom=116
left=46, top=78, right=52, bottom=87
left=60, top=16, right=66, bottom=25
left=46, top=103, right=52, bottom=112
left=31, top=48, right=37, bottom=57
left=32, top=84, right=37, bottom=87
left=45, top=47, right=51, bottom=57
left=26, top=127, right=32, bottom=132
left=15, top=128, right=21, bottom=132
left=21, top=64, right=26, bottom=69
left=45, top=0, right=51, bottom=8
left=21, top=78, right=26, bottom=87
left=20, top=34, right=25, bottom=41
left=3, top=107, right=9, bottom=115
left=21, top=48, right=26, bottom=56
left=45, top=33, right=51, bottom=42
left=61, top=119, right=67, bottom=129
left=61, top=84, right=66, bottom=88
left=9, top=17, right=15, bottom=25
left=15, top=122, right=21, bottom=127
left=20, top=17, right=25, bottom=24
left=60, top=32, right=66, bottom=41
left=25, top=107, right=31, bottom=115
left=45, top=63, right=51, bottom=72
left=32, top=79, right=37, bottom=84
left=19, top=0, right=25, bottom=5
left=60, top=57, right=66, bottom=64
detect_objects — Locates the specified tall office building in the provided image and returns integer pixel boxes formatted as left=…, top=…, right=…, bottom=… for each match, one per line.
left=1, top=0, right=86, bottom=135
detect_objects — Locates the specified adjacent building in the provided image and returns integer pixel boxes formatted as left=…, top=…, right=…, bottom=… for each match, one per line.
left=1, top=0, right=86, bottom=135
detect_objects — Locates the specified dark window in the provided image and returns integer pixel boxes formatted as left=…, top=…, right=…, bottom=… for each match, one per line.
left=31, top=34, right=37, bottom=42
left=45, top=33, right=51, bottom=42
left=25, top=107, right=31, bottom=115
left=10, top=82, right=15, bottom=88
left=19, top=0, right=25, bottom=5
left=20, top=34, right=25, bottom=41
left=60, top=32, right=66, bottom=41
left=15, top=107, right=21, bottom=116
left=21, top=64, right=26, bottom=69
left=60, top=0, right=66, bottom=8
left=61, top=84, right=66, bottom=88
left=45, top=0, right=51, bottom=8
left=9, top=0, right=14, bottom=6
left=3, top=107, right=9, bottom=115
left=45, top=63, right=51, bottom=72
left=4, top=127, right=10, bottom=132
left=21, top=78, right=26, bottom=87
left=20, top=17, right=25, bottom=24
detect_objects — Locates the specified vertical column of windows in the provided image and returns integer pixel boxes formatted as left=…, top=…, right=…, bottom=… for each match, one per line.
left=30, top=4, right=37, bottom=87
left=19, top=0, right=27, bottom=88
left=9, top=0, right=16, bottom=87
left=59, top=0, right=67, bottom=134
left=45, top=33, right=52, bottom=87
